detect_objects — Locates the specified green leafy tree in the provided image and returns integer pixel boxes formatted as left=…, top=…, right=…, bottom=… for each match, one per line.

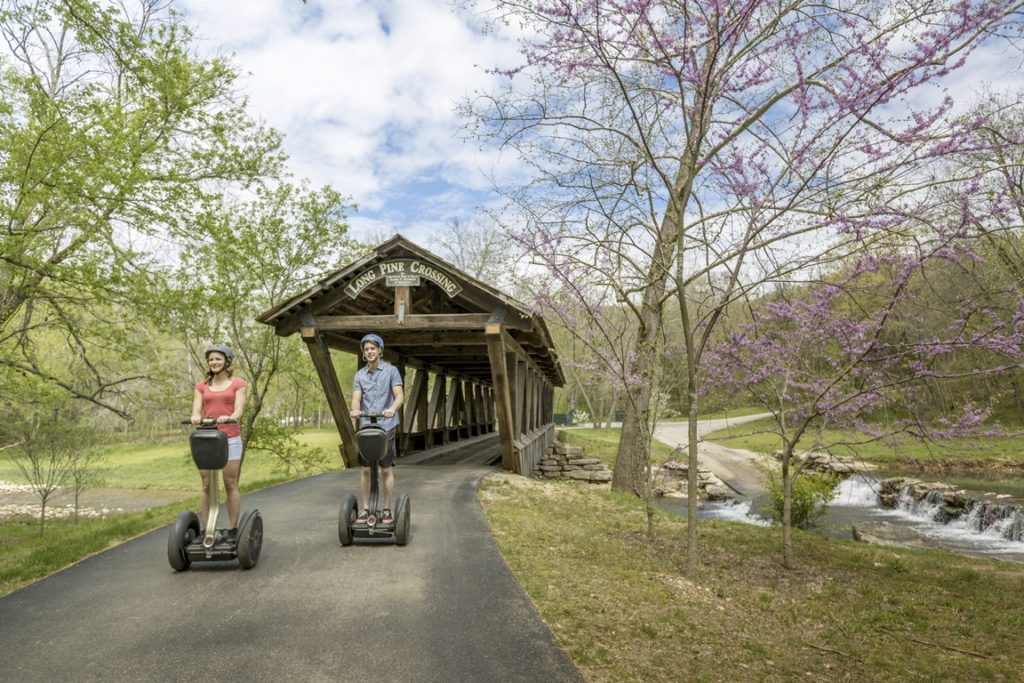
left=0, top=0, right=282, bottom=417
left=169, top=182, right=361, bottom=471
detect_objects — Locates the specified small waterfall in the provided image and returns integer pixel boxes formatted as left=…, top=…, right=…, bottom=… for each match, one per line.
left=831, top=474, right=882, bottom=507
left=896, top=487, right=955, bottom=522
left=873, top=479, right=1024, bottom=547
left=700, top=499, right=772, bottom=527
left=962, top=501, right=1024, bottom=543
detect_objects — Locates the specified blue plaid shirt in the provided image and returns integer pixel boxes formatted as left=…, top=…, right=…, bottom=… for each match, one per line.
left=353, top=361, right=403, bottom=431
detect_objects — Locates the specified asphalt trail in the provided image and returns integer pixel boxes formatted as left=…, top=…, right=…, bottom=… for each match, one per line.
left=0, top=464, right=583, bottom=683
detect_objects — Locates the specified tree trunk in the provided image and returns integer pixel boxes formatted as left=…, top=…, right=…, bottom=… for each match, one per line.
left=605, top=386, right=619, bottom=429
left=782, top=446, right=793, bottom=569
left=611, top=233, right=676, bottom=492
left=686, top=385, right=700, bottom=576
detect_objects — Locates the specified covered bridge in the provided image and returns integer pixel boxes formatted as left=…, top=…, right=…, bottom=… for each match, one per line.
left=257, top=236, right=564, bottom=474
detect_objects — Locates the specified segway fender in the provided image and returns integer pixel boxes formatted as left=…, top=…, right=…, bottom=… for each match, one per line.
left=236, top=509, right=263, bottom=570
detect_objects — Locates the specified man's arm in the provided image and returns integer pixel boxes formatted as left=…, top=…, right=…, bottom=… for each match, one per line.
left=384, top=385, right=404, bottom=417
left=350, top=388, right=363, bottom=418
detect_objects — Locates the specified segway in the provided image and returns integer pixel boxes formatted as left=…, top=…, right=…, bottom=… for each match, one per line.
left=338, top=413, right=411, bottom=546
left=167, top=419, right=263, bottom=571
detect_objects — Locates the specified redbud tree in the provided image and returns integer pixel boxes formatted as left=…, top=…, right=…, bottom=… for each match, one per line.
left=466, top=0, right=1024, bottom=574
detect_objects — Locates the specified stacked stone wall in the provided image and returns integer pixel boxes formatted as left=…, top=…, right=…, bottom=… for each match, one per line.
left=535, top=440, right=613, bottom=483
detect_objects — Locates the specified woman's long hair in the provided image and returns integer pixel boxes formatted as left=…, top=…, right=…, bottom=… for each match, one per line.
left=204, top=363, right=234, bottom=386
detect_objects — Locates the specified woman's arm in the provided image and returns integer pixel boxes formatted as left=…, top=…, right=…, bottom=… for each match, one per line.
left=229, top=384, right=248, bottom=422
left=191, top=387, right=203, bottom=424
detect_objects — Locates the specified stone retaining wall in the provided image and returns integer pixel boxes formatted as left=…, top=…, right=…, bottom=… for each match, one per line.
left=535, top=440, right=613, bottom=483
left=652, top=460, right=733, bottom=501
left=771, top=450, right=874, bottom=475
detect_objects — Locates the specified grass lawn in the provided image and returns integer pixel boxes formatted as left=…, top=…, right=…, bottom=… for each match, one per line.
left=0, top=426, right=344, bottom=490
left=0, top=502, right=190, bottom=597
left=479, top=470, right=1024, bottom=682
left=702, top=417, right=1024, bottom=467
left=0, top=426, right=344, bottom=597
left=556, top=428, right=678, bottom=468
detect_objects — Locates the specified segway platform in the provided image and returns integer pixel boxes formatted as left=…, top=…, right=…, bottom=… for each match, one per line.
left=167, top=420, right=264, bottom=571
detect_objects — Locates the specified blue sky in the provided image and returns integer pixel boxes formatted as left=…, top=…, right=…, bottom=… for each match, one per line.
left=174, top=1, right=1023, bottom=249
left=176, top=0, right=523, bottom=245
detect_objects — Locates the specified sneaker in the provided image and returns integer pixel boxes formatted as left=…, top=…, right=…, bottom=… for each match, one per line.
left=227, top=528, right=238, bottom=542
left=356, top=509, right=369, bottom=523
left=381, top=509, right=394, bottom=524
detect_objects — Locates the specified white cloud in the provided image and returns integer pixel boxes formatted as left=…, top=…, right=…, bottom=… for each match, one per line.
left=174, top=0, right=523, bottom=242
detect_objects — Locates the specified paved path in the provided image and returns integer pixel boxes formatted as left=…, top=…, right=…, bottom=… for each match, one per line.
left=653, top=414, right=772, bottom=497
left=0, top=464, right=583, bottom=683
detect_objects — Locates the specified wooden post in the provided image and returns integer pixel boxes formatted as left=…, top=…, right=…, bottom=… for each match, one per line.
left=426, top=371, right=444, bottom=448
left=301, top=318, right=357, bottom=468
left=486, top=324, right=518, bottom=472
left=394, top=285, right=412, bottom=320
left=434, top=373, right=449, bottom=445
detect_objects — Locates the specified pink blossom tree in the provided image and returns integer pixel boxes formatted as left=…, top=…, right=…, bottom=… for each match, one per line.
left=703, top=236, right=1024, bottom=567
left=465, top=0, right=1024, bottom=574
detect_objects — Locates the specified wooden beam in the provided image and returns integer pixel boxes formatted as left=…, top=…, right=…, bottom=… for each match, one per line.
left=375, top=331, right=488, bottom=346
left=426, top=372, right=445, bottom=448
left=316, top=313, right=533, bottom=332
left=394, top=286, right=412, bottom=319
left=486, top=327, right=519, bottom=472
left=403, top=366, right=428, bottom=434
left=315, top=314, right=486, bottom=331
left=301, top=324, right=358, bottom=468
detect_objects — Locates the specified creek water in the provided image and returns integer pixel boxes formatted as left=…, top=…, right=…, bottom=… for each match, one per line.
left=667, top=472, right=1024, bottom=563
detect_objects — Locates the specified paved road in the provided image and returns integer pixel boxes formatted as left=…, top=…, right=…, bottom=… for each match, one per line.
left=0, top=464, right=583, bottom=683
left=653, top=414, right=772, bottom=497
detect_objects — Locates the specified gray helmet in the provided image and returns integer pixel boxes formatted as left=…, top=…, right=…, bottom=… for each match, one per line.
left=360, top=333, right=384, bottom=350
left=205, top=344, right=234, bottom=366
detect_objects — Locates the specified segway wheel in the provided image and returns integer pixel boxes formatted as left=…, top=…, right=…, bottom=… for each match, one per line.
left=168, top=511, right=200, bottom=572
left=338, top=493, right=358, bottom=546
left=395, top=494, right=411, bottom=546
left=237, top=510, right=263, bottom=570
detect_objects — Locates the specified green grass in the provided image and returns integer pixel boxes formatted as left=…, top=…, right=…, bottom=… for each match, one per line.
left=702, top=417, right=1024, bottom=466
left=557, top=428, right=678, bottom=467
left=479, top=469, right=1024, bottom=682
left=0, top=426, right=344, bottom=490
left=0, top=426, right=344, bottom=597
left=0, top=502, right=188, bottom=596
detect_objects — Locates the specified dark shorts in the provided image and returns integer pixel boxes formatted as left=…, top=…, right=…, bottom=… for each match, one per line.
left=358, top=428, right=396, bottom=468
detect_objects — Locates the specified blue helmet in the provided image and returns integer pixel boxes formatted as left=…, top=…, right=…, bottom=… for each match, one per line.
left=360, top=333, right=384, bottom=350
left=205, top=344, right=234, bottom=365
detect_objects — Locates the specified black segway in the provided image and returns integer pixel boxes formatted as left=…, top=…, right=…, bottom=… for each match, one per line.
left=338, top=413, right=411, bottom=546
left=167, top=419, right=263, bottom=571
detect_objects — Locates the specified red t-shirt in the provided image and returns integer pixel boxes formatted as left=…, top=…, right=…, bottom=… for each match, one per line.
left=195, top=377, right=246, bottom=438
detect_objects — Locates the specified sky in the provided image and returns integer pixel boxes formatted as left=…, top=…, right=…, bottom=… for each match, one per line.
left=175, top=0, right=523, bottom=246
left=173, top=1, right=1024, bottom=249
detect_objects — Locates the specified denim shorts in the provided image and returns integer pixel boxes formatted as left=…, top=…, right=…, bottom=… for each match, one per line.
left=227, top=436, right=243, bottom=462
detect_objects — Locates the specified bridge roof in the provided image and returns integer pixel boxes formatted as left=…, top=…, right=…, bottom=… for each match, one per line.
left=258, top=235, right=564, bottom=386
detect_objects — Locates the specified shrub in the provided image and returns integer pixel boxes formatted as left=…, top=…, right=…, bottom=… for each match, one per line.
left=763, top=470, right=840, bottom=529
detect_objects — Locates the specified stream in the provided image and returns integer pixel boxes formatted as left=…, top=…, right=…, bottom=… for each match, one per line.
left=687, top=472, right=1024, bottom=562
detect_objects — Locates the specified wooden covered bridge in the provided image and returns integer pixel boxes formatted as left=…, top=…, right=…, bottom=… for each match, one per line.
left=258, top=236, right=564, bottom=474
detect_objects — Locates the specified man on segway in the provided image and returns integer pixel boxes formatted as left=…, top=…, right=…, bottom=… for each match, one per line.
left=349, top=333, right=404, bottom=525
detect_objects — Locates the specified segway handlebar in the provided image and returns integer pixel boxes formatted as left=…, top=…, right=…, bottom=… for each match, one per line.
left=181, top=418, right=238, bottom=426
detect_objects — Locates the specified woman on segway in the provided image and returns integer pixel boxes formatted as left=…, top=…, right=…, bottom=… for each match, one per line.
left=349, top=333, right=404, bottom=525
left=191, top=343, right=248, bottom=542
